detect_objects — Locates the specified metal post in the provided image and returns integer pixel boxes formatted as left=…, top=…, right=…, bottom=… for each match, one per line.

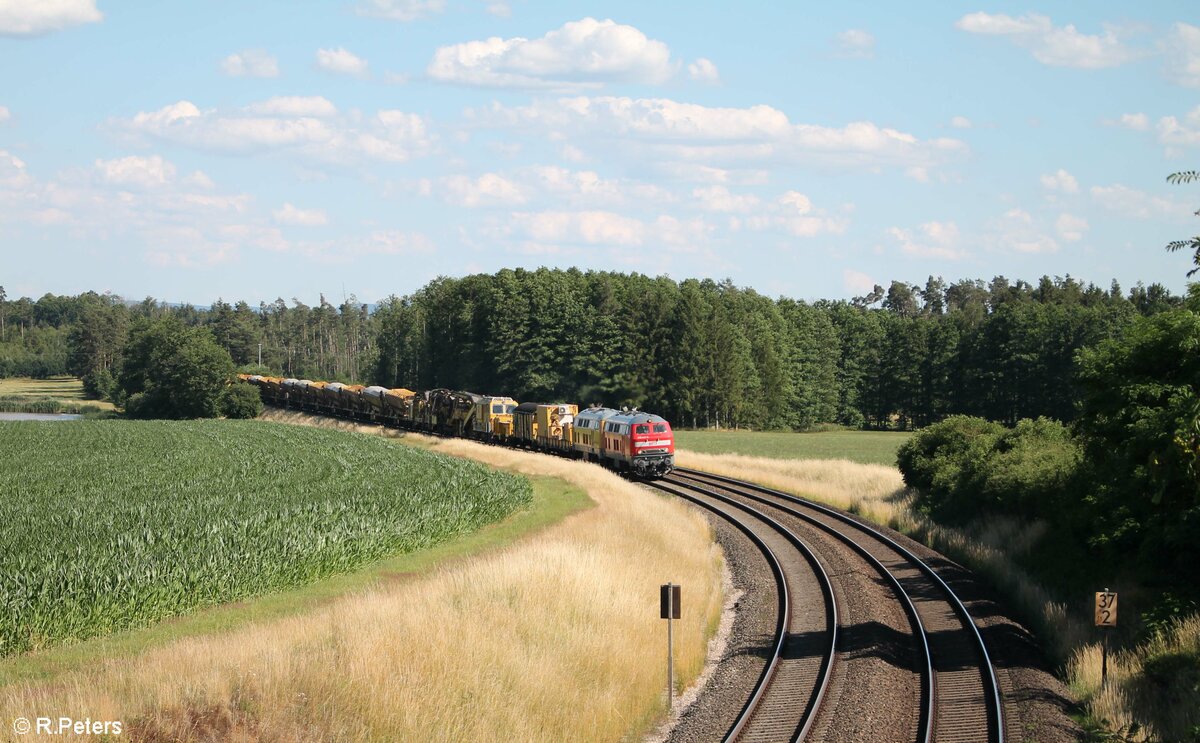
left=1101, top=627, right=1109, bottom=689
left=1100, top=586, right=1110, bottom=689
left=667, top=581, right=674, bottom=710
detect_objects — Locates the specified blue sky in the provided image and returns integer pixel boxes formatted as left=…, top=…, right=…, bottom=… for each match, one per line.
left=1, top=0, right=1198, bottom=306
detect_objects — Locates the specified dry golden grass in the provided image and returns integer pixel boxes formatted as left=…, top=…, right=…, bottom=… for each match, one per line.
left=1067, top=614, right=1200, bottom=741
left=0, top=412, right=723, bottom=742
left=676, top=450, right=904, bottom=519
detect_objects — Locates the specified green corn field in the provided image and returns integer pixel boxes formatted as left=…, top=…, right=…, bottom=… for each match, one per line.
left=0, top=420, right=531, bottom=657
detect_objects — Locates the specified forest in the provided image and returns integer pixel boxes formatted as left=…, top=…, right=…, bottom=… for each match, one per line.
left=0, top=271, right=1182, bottom=432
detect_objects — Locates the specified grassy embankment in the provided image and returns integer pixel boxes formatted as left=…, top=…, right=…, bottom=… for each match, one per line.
left=675, top=428, right=909, bottom=466
left=1, top=413, right=723, bottom=742
left=0, top=376, right=115, bottom=414
left=676, top=431, right=1200, bottom=741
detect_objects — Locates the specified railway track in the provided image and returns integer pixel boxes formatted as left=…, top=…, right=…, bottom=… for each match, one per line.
left=262, top=401, right=1008, bottom=740
left=655, top=468, right=1006, bottom=743
left=648, top=478, right=837, bottom=742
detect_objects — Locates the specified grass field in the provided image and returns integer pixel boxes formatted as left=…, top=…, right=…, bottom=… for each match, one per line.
left=0, top=375, right=116, bottom=412
left=2, top=411, right=723, bottom=742
left=0, top=419, right=530, bottom=656
left=674, top=429, right=911, bottom=466
left=0, top=376, right=94, bottom=399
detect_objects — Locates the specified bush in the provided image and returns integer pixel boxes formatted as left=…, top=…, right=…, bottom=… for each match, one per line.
left=220, top=381, right=263, bottom=419
left=979, top=418, right=1082, bottom=520
left=123, top=392, right=151, bottom=419
left=237, top=362, right=273, bottom=377
left=897, top=415, right=1081, bottom=524
left=81, top=367, right=116, bottom=401
left=897, top=415, right=1004, bottom=521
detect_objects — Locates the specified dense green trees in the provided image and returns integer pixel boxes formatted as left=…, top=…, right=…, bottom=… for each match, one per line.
left=1075, top=285, right=1200, bottom=578
left=898, top=286, right=1200, bottom=597
left=118, top=317, right=235, bottom=419
left=0, top=270, right=1183, bottom=430
left=368, top=269, right=1154, bottom=430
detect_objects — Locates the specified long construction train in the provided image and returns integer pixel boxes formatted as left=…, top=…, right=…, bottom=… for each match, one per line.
left=241, top=374, right=676, bottom=478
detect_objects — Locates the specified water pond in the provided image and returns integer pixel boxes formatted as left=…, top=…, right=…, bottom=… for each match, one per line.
left=0, top=412, right=83, bottom=421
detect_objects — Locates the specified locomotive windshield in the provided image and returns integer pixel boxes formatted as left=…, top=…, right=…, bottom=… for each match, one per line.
left=635, top=424, right=649, bottom=434
left=653, top=423, right=668, bottom=433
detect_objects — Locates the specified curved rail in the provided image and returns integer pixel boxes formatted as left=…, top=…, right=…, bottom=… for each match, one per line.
left=676, top=467, right=1005, bottom=743
left=646, top=479, right=838, bottom=742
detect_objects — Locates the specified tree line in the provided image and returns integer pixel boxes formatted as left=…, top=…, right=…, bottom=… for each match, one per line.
left=899, top=283, right=1200, bottom=613
left=371, top=269, right=1179, bottom=430
left=0, top=273, right=1183, bottom=429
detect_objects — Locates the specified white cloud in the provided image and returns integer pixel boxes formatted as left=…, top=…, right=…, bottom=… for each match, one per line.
left=843, top=268, right=878, bottom=295
left=0, top=106, right=9, bottom=123
left=653, top=162, right=771, bottom=185
left=441, top=173, right=526, bottom=207
left=906, top=166, right=930, bottom=182
left=220, top=49, right=279, bottom=78
left=272, top=203, right=328, bottom=226
left=985, top=208, right=1059, bottom=254
left=836, top=29, right=875, bottom=58
left=560, top=144, right=585, bottom=162
left=317, top=47, right=369, bottom=78
left=486, top=2, right=511, bottom=18
left=497, top=210, right=713, bottom=257
left=1055, top=212, right=1089, bottom=241
left=887, top=220, right=965, bottom=259
left=428, top=18, right=675, bottom=88
left=949, top=115, right=972, bottom=129
left=509, top=210, right=646, bottom=246
left=0, top=0, right=101, bottom=37
left=778, top=191, right=811, bottom=214
left=955, top=12, right=1138, bottom=69
left=1040, top=169, right=1079, bottom=193
left=1157, top=105, right=1200, bottom=150
left=1090, top=183, right=1194, bottom=219
left=742, top=191, right=847, bottom=238
left=688, top=58, right=720, bottom=83
left=529, top=165, right=673, bottom=207
left=0, top=150, right=31, bottom=190
left=1161, top=22, right=1200, bottom=88
left=0, top=149, right=271, bottom=268
left=116, top=99, right=435, bottom=165
left=246, top=96, right=337, bottom=117
left=1106, top=112, right=1149, bottom=131
left=355, top=0, right=445, bottom=22
left=184, top=171, right=215, bottom=189
left=436, top=165, right=673, bottom=211
left=95, top=155, right=176, bottom=189
left=477, top=96, right=965, bottom=173
left=692, top=185, right=759, bottom=213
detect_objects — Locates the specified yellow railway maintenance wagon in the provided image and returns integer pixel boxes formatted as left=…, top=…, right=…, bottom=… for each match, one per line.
left=473, top=396, right=519, bottom=439
left=381, top=388, right=416, bottom=422
left=514, top=402, right=577, bottom=452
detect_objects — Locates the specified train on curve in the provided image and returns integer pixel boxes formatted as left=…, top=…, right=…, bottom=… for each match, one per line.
left=241, top=375, right=676, bottom=478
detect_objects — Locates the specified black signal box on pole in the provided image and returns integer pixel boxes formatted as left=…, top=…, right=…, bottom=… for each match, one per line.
left=660, top=584, right=681, bottom=619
